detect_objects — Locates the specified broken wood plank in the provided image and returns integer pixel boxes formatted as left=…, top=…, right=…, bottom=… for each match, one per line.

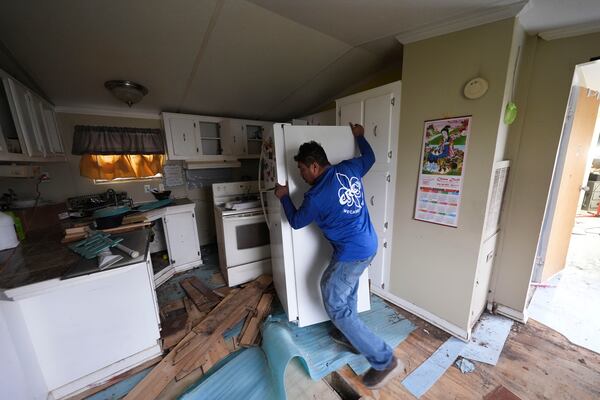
left=188, top=276, right=221, bottom=303
left=212, top=285, right=235, bottom=298
left=124, top=276, right=271, bottom=400
left=162, top=299, right=208, bottom=351
left=180, top=279, right=215, bottom=312
left=239, top=293, right=273, bottom=346
left=161, top=314, right=189, bottom=351
left=101, top=221, right=152, bottom=234
left=173, top=276, right=270, bottom=364
left=174, top=337, right=230, bottom=381
left=161, top=298, right=185, bottom=315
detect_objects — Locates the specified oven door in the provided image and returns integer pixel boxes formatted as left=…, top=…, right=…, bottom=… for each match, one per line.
left=222, top=212, right=271, bottom=267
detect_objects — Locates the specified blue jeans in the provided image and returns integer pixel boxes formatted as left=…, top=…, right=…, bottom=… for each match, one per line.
left=320, top=255, right=394, bottom=370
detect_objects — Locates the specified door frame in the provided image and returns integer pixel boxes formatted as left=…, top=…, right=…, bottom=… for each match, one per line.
left=531, top=86, right=580, bottom=283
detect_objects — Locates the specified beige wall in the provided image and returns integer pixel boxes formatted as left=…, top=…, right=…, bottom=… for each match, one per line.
left=390, top=19, right=515, bottom=334
left=492, top=31, right=600, bottom=314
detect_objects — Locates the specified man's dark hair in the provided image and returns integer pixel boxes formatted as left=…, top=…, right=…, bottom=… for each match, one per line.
left=294, top=141, right=330, bottom=167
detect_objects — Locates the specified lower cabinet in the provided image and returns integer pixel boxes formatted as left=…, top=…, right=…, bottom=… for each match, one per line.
left=146, top=201, right=203, bottom=287
left=0, top=260, right=162, bottom=400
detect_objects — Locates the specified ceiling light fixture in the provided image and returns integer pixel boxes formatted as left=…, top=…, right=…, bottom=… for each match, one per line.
left=104, top=80, right=148, bottom=107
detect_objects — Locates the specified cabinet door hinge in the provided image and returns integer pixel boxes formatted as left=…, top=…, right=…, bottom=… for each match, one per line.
left=193, top=122, right=196, bottom=128
left=388, top=150, right=392, bottom=159
left=192, top=213, right=195, bottom=219
left=381, top=283, right=385, bottom=289
left=391, top=97, right=395, bottom=106
left=197, top=251, right=200, bottom=256
left=383, top=241, right=388, bottom=248
left=338, top=109, right=341, bottom=118
left=386, top=174, right=391, bottom=182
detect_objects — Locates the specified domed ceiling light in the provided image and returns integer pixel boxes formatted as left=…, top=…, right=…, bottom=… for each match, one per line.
left=104, top=80, right=148, bottom=107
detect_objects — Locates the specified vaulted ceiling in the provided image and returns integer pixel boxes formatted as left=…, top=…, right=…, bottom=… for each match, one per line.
left=0, top=0, right=599, bottom=121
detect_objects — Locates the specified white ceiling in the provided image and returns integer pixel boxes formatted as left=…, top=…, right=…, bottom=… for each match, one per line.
left=0, top=0, right=599, bottom=121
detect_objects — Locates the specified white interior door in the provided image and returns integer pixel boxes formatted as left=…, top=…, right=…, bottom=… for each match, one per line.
left=275, top=124, right=370, bottom=327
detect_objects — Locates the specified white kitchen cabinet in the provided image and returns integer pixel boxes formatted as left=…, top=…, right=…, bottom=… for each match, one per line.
left=0, top=258, right=162, bottom=400
left=0, top=70, right=65, bottom=162
left=40, top=102, right=65, bottom=154
left=162, top=112, right=237, bottom=163
left=4, top=77, right=45, bottom=157
left=336, top=81, right=400, bottom=291
left=221, top=118, right=271, bottom=159
left=144, top=200, right=203, bottom=286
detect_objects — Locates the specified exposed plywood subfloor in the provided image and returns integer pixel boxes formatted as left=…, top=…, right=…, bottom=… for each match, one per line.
left=336, top=303, right=600, bottom=399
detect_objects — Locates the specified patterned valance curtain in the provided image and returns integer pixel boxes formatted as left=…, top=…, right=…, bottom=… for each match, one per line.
left=72, top=125, right=166, bottom=180
left=72, top=125, right=165, bottom=155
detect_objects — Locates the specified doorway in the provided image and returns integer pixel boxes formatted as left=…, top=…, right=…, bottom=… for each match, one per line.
left=528, top=60, right=600, bottom=354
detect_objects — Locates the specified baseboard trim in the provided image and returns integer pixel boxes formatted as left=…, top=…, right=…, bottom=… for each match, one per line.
left=494, top=303, right=528, bottom=323
left=371, top=287, right=470, bottom=341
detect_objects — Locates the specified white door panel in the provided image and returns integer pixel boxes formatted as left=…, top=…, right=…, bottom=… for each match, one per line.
left=168, top=117, right=198, bottom=158
left=339, top=101, right=363, bottom=127
left=364, top=94, right=392, bottom=168
left=362, top=168, right=389, bottom=288
left=164, top=212, right=200, bottom=267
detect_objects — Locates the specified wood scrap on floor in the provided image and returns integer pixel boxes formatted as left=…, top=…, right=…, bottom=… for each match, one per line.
left=180, top=278, right=217, bottom=312
left=124, top=275, right=273, bottom=400
left=239, top=293, right=273, bottom=346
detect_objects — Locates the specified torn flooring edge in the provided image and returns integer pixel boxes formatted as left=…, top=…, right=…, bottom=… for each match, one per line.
left=402, top=313, right=513, bottom=398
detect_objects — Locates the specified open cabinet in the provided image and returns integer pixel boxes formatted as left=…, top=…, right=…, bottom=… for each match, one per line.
left=145, top=201, right=203, bottom=286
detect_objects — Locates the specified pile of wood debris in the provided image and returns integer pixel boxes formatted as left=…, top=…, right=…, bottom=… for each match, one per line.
left=123, top=274, right=273, bottom=400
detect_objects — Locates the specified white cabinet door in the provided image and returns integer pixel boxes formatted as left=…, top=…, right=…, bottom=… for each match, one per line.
left=362, top=169, right=389, bottom=288
left=221, top=118, right=245, bottom=156
left=28, top=95, right=52, bottom=157
left=41, top=104, right=64, bottom=154
left=364, top=94, right=393, bottom=168
left=165, top=116, right=199, bottom=159
left=164, top=211, right=201, bottom=268
left=338, top=101, right=363, bottom=127
left=4, top=78, right=44, bottom=157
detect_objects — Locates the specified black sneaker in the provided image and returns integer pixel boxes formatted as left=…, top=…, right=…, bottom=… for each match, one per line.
left=330, top=329, right=360, bottom=354
left=361, top=356, right=404, bottom=389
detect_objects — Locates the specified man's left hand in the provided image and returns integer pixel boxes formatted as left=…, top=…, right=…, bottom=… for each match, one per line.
left=349, top=123, right=364, bottom=138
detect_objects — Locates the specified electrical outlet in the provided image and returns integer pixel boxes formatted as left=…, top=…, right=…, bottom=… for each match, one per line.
left=144, top=184, right=151, bottom=193
left=158, top=183, right=165, bottom=192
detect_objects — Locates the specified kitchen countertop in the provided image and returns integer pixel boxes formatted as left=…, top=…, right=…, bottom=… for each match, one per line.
left=0, top=227, right=151, bottom=291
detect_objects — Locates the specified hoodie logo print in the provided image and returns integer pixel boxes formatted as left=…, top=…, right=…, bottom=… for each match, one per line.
left=336, top=173, right=362, bottom=209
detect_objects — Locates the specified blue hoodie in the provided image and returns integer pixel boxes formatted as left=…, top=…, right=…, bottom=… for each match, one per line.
left=280, top=135, right=378, bottom=261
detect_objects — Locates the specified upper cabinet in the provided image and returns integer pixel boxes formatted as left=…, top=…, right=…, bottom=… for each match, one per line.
left=162, top=112, right=234, bottom=163
left=0, top=72, right=65, bottom=162
left=163, top=113, right=273, bottom=163
left=221, top=118, right=271, bottom=159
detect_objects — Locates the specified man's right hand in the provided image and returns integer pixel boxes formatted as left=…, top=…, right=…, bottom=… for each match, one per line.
left=274, top=183, right=289, bottom=199
left=349, top=123, right=364, bottom=138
